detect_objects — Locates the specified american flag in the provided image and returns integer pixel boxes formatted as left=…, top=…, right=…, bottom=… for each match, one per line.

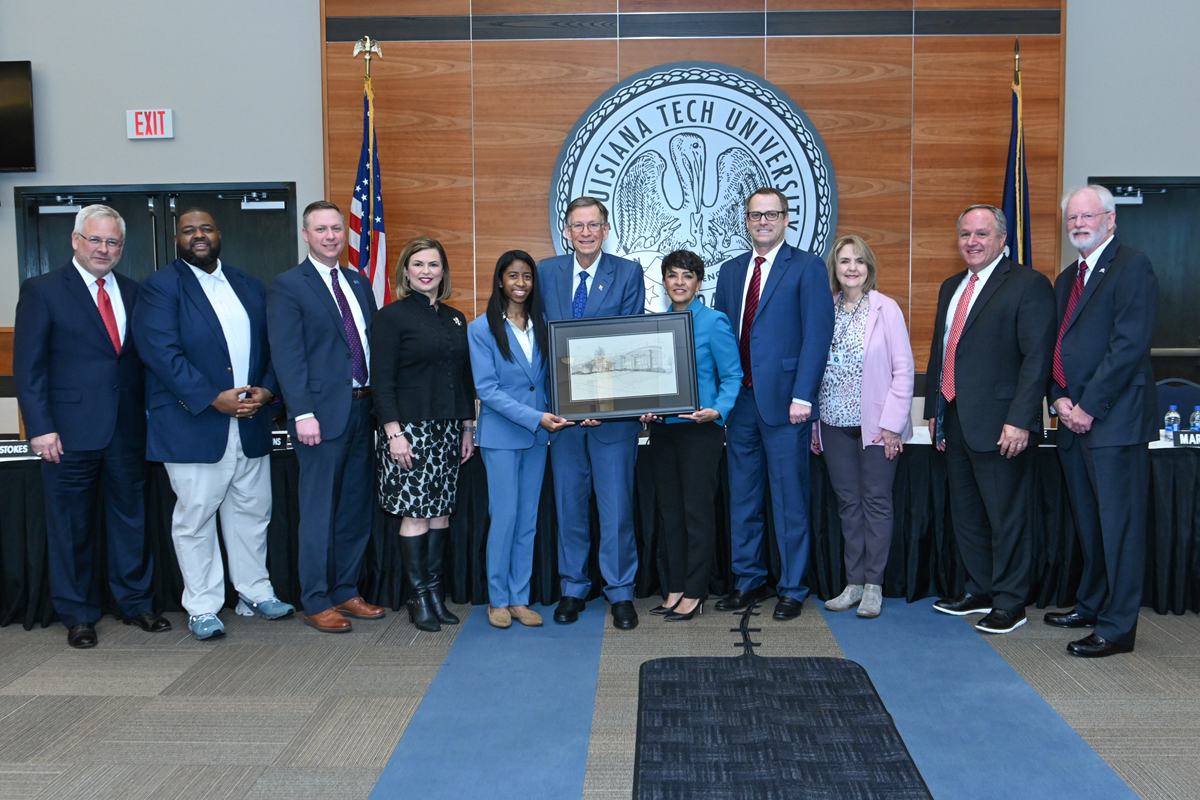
left=348, top=78, right=390, bottom=306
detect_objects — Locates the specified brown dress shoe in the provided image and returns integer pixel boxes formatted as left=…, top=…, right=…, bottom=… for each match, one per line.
left=334, top=597, right=386, bottom=619
left=488, top=606, right=512, bottom=628
left=304, top=608, right=353, bottom=633
left=508, top=606, right=543, bottom=627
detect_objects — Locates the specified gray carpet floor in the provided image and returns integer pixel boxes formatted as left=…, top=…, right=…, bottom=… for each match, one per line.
left=0, top=600, right=1197, bottom=799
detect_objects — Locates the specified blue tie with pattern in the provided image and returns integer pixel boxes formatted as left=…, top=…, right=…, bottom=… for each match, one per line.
left=572, top=270, right=590, bottom=319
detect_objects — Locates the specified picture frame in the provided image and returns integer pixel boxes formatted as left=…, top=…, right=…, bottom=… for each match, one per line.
left=547, top=312, right=700, bottom=422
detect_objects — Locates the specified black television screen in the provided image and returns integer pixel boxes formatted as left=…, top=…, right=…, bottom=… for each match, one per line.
left=0, top=61, right=36, bottom=172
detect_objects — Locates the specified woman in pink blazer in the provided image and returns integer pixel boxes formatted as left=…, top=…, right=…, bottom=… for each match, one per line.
left=811, top=234, right=914, bottom=618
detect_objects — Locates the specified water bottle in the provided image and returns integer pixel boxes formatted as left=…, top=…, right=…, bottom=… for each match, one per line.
left=1165, top=405, right=1181, bottom=433
left=1190, top=406, right=1200, bottom=432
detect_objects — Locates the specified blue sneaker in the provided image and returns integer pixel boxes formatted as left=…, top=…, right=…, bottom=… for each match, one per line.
left=236, top=595, right=295, bottom=620
left=189, top=612, right=226, bottom=640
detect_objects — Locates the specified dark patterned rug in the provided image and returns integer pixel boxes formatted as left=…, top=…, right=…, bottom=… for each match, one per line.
left=634, top=655, right=932, bottom=800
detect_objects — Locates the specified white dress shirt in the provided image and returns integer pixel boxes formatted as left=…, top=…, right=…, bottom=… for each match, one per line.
left=1078, top=235, right=1114, bottom=284
left=186, top=260, right=252, bottom=390
left=506, top=316, right=536, bottom=365
left=942, top=253, right=1002, bottom=357
left=313, top=259, right=370, bottom=387
left=573, top=253, right=601, bottom=302
left=73, top=259, right=126, bottom=345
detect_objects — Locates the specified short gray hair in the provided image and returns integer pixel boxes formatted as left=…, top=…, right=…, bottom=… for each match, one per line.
left=956, top=204, right=1007, bottom=239
left=1061, top=184, right=1116, bottom=215
left=74, top=204, right=126, bottom=238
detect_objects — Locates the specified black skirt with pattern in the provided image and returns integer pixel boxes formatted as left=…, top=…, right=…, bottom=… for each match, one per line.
left=376, top=419, right=462, bottom=518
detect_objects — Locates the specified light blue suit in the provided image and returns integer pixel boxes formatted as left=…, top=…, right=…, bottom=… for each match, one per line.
left=537, top=251, right=646, bottom=602
left=665, top=298, right=743, bottom=427
left=468, top=316, right=551, bottom=607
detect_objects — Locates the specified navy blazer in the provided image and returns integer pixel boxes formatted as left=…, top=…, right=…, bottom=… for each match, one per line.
left=467, top=316, right=550, bottom=450
left=267, top=257, right=377, bottom=440
left=14, top=263, right=145, bottom=451
left=1048, top=238, right=1158, bottom=446
left=134, top=259, right=279, bottom=463
left=713, top=242, right=834, bottom=426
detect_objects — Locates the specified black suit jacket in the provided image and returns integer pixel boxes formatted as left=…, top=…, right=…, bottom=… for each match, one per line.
left=923, top=257, right=1056, bottom=452
left=13, top=263, right=145, bottom=451
left=1049, top=238, right=1158, bottom=447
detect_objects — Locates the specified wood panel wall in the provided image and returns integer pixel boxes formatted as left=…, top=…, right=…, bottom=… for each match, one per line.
left=322, top=0, right=1065, bottom=371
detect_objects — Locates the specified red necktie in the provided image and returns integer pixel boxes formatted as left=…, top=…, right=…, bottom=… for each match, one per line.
left=96, top=277, right=122, bottom=354
left=738, top=256, right=764, bottom=388
left=1052, top=263, right=1088, bottom=389
left=940, top=273, right=978, bottom=402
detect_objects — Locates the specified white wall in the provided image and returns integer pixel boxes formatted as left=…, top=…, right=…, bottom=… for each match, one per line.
left=0, top=0, right=324, bottom=326
left=1062, top=0, right=1200, bottom=262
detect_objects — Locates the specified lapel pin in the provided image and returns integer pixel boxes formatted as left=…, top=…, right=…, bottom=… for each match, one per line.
left=453, top=317, right=462, bottom=326
left=599, top=285, right=604, bottom=290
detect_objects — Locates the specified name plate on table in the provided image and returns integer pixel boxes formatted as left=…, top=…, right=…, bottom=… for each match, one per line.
left=271, top=431, right=292, bottom=451
left=1174, top=431, right=1200, bottom=447
left=0, top=440, right=36, bottom=460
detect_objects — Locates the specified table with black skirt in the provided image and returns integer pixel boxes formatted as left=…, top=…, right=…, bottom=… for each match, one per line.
left=2, top=445, right=1198, bottom=629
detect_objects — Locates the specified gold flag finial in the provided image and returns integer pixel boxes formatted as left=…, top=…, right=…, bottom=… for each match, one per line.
left=1014, top=37, right=1020, bottom=84
left=353, top=36, right=383, bottom=77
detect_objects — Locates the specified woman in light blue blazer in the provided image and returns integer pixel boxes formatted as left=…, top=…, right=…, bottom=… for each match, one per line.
left=641, top=250, right=743, bottom=621
left=468, top=251, right=573, bottom=629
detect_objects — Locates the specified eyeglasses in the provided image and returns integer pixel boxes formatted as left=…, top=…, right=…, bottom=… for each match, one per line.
left=79, top=235, right=124, bottom=249
left=1065, top=211, right=1111, bottom=225
left=569, top=222, right=606, bottom=233
left=746, top=210, right=785, bottom=222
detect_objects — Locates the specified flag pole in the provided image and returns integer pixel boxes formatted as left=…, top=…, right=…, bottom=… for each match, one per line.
left=353, top=36, right=382, bottom=234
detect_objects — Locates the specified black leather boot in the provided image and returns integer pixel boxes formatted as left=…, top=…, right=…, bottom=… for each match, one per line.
left=399, top=533, right=440, bottom=632
left=426, top=527, right=460, bottom=625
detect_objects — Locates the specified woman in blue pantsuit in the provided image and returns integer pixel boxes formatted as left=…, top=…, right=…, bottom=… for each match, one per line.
left=468, top=251, right=573, bottom=629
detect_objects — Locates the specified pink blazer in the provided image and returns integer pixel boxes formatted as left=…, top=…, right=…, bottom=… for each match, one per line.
left=816, top=290, right=915, bottom=448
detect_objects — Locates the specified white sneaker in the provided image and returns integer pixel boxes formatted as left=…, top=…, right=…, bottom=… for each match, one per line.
left=825, top=584, right=864, bottom=611
left=857, top=584, right=883, bottom=618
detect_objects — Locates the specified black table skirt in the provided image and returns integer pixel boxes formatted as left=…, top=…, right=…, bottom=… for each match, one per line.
left=2, top=445, right=1197, bottom=629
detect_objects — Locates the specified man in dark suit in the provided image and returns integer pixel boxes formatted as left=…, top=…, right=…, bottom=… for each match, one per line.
left=538, top=196, right=645, bottom=630
left=712, top=187, right=834, bottom=620
left=267, top=201, right=385, bottom=632
left=134, top=209, right=295, bottom=640
left=924, top=204, right=1056, bottom=634
left=13, top=204, right=169, bottom=648
left=1045, top=185, right=1158, bottom=657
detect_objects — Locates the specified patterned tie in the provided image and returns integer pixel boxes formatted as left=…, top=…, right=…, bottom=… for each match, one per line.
left=96, top=277, right=121, bottom=354
left=1052, top=263, right=1088, bottom=389
left=940, top=273, right=978, bottom=402
left=572, top=270, right=590, bottom=319
left=330, top=268, right=368, bottom=385
left=738, top=256, right=764, bottom=388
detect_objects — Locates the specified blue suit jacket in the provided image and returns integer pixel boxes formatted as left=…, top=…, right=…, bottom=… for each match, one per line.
left=664, top=299, right=743, bottom=426
left=467, top=316, right=550, bottom=450
left=134, top=259, right=279, bottom=463
left=14, top=263, right=145, bottom=451
left=267, top=258, right=377, bottom=440
left=713, top=242, right=834, bottom=426
left=538, top=251, right=645, bottom=442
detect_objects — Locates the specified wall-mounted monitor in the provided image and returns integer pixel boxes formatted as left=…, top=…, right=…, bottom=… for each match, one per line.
left=0, top=61, right=36, bottom=172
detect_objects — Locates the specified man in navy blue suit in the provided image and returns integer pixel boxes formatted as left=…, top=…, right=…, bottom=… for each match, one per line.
left=538, top=197, right=646, bottom=630
left=268, top=201, right=385, bottom=633
left=14, top=204, right=169, bottom=648
left=713, top=188, right=834, bottom=620
left=134, top=209, right=295, bottom=640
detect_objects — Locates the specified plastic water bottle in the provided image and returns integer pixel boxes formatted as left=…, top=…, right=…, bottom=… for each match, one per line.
left=1191, top=406, right=1200, bottom=432
left=1165, top=405, right=1181, bottom=433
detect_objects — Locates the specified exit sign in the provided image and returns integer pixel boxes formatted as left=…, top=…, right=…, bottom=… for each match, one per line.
left=126, top=109, right=174, bottom=139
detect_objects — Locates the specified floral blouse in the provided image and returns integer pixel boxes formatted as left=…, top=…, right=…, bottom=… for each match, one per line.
left=818, top=295, right=869, bottom=428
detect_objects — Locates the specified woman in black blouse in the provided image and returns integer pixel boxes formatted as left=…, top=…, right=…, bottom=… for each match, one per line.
left=370, top=237, right=476, bottom=632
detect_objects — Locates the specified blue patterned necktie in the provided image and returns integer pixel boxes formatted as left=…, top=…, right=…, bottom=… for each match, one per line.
left=572, top=270, right=590, bottom=319
left=330, top=268, right=368, bottom=385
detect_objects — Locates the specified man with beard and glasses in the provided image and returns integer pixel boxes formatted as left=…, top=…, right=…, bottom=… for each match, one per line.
left=133, top=208, right=294, bottom=640
left=1043, top=185, right=1158, bottom=658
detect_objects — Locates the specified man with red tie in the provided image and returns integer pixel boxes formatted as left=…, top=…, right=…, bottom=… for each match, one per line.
left=14, top=205, right=170, bottom=648
left=923, top=204, right=1055, bottom=634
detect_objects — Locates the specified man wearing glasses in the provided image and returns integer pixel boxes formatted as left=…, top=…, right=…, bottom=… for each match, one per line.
left=538, top=197, right=646, bottom=630
left=14, top=204, right=170, bottom=648
left=1044, top=185, right=1158, bottom=658
left=712, top=188, right=834, bottom=620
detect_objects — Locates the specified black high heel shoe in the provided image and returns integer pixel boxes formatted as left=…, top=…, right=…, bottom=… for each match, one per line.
left=650, top=599, right=680, bottom=615
left=665, top=600, right=704, bottom=621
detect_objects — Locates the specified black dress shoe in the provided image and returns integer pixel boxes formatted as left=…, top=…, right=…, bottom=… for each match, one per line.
left=67, top=623, right=97, bottom=649
left=975, top=608, right=1026, bottom=634
left=1068, top=633, right=1134, bottom=658
left=122, top=611, right=172, bottom=632
left=1044, top=609, right=1097, bottom=628
left=714, top=585, right=770, bottom=612
left=553, top=596, right=586, bottom=624
left=649, top=600, right=679, bottom=615
left=773, top=597, right=803, bottom=620
left=610, top=600, right=638, bottom=630
left=933, top=593, right=992, bottom=616
left=665, top=601, right=703, bottom=622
